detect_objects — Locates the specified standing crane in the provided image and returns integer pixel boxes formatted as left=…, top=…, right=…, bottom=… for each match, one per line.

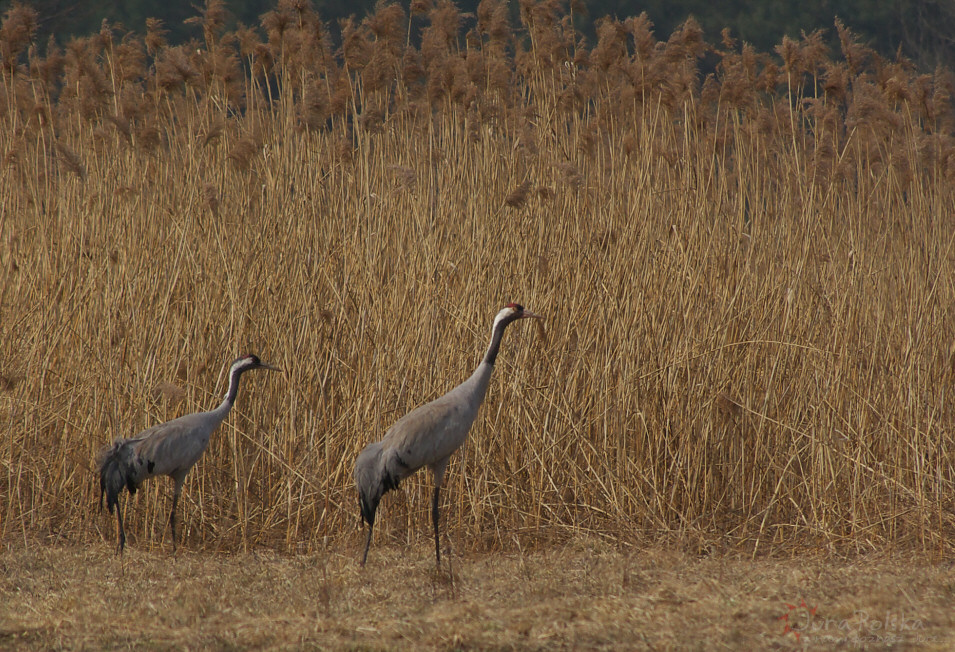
left=96, top=354, right=280, bottom=552
left=354, top=303, right=543, bottom=567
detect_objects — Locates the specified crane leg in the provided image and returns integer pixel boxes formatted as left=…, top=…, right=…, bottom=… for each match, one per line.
left=361, top=523, right=374, bottom=567
left=115, top=501, right=126, bottom=554
left=432, top=486, right=441, bottom=566
left=169, top=485, right=181, bottom=553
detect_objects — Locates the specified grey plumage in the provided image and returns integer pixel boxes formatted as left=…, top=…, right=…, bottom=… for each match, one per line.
left=355, top=303, right=542, bottom=567
left=97, top=354, right=280, bottom=552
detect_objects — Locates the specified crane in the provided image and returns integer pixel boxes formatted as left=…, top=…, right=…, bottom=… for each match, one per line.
left=354, top=303, right=543, bottom=567
left=96, top=354, right=280, bottom=552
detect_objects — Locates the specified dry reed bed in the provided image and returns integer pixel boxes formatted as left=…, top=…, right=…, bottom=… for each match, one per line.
left=2, top=1, right=955, bottom=556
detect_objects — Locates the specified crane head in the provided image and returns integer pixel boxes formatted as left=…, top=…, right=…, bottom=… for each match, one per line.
left=498, top=302, right=543, bottom=324
left=233, top=354, right=282, bottom=373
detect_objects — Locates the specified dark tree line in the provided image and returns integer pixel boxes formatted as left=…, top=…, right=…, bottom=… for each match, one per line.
left=3, top=0, right=953, bottom=71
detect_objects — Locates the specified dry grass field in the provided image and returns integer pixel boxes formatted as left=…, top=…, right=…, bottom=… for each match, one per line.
left=3, top=0, right=955, bottom=647
left=2, top=540, right=954, bottom=650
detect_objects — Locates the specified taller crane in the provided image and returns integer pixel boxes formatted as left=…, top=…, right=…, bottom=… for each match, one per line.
left=354, top=303, right=543, bottom=567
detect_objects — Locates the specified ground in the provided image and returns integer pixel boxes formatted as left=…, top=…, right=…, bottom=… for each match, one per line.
left=1, top=539, right=953, bottom=650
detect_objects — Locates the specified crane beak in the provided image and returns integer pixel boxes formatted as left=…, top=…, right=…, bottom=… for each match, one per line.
left=260, top=362, right=282, bottom=372
left=520, top=310, right=543, bottom=320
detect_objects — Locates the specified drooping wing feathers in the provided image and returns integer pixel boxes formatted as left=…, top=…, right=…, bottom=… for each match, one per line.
left=354, top=442, right=387, bottom=526
left=96, top=437, right=142, bottom=514
left=96, top=410, right=225, bottom=513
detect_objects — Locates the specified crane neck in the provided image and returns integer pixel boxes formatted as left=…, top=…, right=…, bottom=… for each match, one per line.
left=482, top=318, right=510, bottom=366
left=213, top=364, right=247, bottom=416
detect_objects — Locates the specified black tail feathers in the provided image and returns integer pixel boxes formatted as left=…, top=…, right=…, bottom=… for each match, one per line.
left=96, top=439, right=139, bottom=514
left=354, top=442, right=404, bottom=528
left=357, top=465, right=402, bottom=527
left=358, top=491, right=377, bottom=527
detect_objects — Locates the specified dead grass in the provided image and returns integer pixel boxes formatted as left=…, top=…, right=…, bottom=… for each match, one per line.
left=2, top=1, right=955, bottom=559
left=0, top=539, right=953, bottom=650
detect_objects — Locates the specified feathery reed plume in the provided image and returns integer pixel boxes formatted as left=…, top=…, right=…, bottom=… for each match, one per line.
left=424, top=0, right=463, bottom=61
left=227, top=134, right=261, bottom=171
left=200, top=119, right=224, bottom=146
left=340, top=17, right=371, bottom=72
left=846, top=80, right=901, bottom=134
left=411, top=0, right=433, bottom=14
left=251, top=42, right=274, bottom=81
left=756, top=56, right=779, bottom=93
left=202, top=182, right=220, bottom=216
left=822, top=60, right=848, bottom=104
left=261, top=3, right=293, bottom=48
left=504, top=179, right=530, bottom=208
left=477, top=0, right=511, bottom=47
left=835, top=18, right=872, bottom=76
left=54, top=142, right=86, bottom=180
left=592, top=17, right=627, bottom=72
left=518, top=0, right=564, bottom=71
left=209, top=43, right=244, bottom=106
left=799, top=29, right=828, bottom=76
left=720, top=27, right=737, bottom=51
left=363, top=48, right=394, bottom=97
left=775, top=36, right=802, bottom=87
left=366, top=4, right=405, bottom=52
left=879, top=54, right=915, bottom=98
left=184, top=0, right=230, bottom=50
left=401, top=48, right=426, bottom=91
left=134, top=124, right=161, bottom=151
left=0, top=3, right=37, bottom=74
left=713, top=55, right=750, bottom=111
left=106, top=114, right=132, bottom=144
left=420, top=0, right=463, bottom=106
left=59, top=35, right=112, bottom=120
left=30, top=35, right=64, bottom=89
left=156, top=45, right=198, bottom=91
left=144, top=17, right=167, bottom=55
left=328, top=70, right=352, bottom=115
left=558, top=161, right=582, bottom=189
left=115, top=33, right=147, bottom=84
left=362, top=4, right=405, bottom=96
left=517, top=122, right=538, bottom=155
left=151, top=381, right=186, bottom=406
left=625, top=12, right=656, bottom=61
left=930, top=66, right=955, bottom=128
left=663, top=17, right=705, bottom=63
left=358, top=105, right=385, bottom=133
left=297, top=79, right=329, bottom=131
left=234, top=23, right=260, bottom=60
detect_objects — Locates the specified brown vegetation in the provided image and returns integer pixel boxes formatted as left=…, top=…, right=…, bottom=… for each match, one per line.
left=2, top=0, right=955, bottom=560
